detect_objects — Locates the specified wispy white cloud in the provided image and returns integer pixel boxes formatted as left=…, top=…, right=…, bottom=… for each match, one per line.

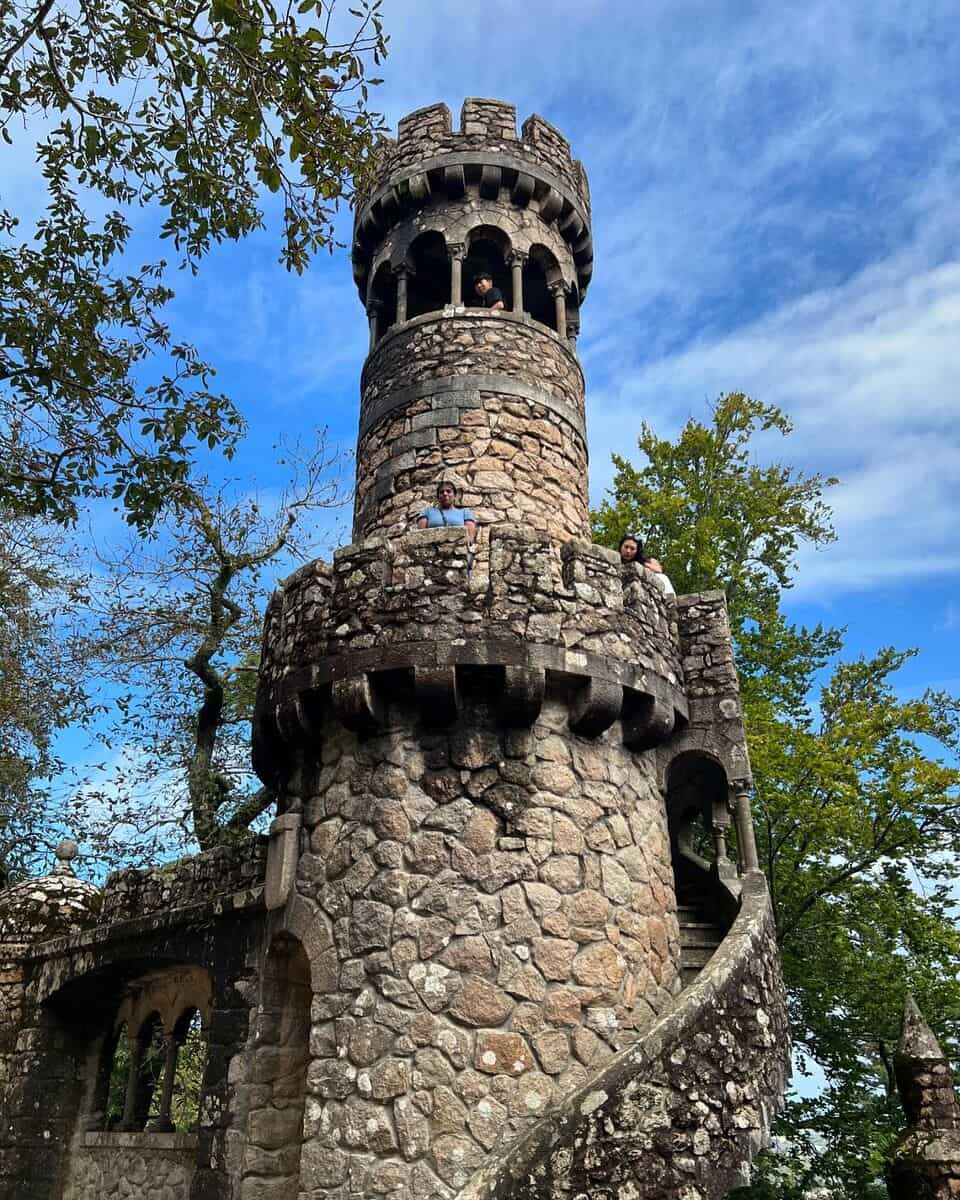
left=584, top=212, right=960, bottom=599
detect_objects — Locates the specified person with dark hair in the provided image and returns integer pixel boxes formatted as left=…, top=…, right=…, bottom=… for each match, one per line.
left=474, top=272, right=505, bottom=311
left=417, top=481, right=477, bottom=539
left=618, top=534, right=675, bottom=596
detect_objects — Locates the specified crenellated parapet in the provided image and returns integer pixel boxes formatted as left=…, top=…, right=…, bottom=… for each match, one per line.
left=353, top=99, right=593, bottom=316
left=254, top=528, right=687, bottom=792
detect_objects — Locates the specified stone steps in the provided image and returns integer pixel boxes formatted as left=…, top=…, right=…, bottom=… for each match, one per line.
left=678, top=904, right=725, bottom=988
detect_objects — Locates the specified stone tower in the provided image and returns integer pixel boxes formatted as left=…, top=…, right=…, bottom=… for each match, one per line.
left=0, top=100, right=789, bottom=1200
left=252, top=100, right=790, bottom=1199
left=349, top=99, right=592, bottom=544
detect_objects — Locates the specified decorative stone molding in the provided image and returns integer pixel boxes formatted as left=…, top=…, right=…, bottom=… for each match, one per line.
left=265, top=813, right=301, bottom=910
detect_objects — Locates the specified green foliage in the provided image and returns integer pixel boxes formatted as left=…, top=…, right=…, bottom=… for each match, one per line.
left=591, top=392, right=837, bottom=622
left=594, top=392, right=960, bottom=1196
left=0, top=513, right=93, bottom=883
left=171, top=1011, right=206, bottom=1130
left=1, top=0, right=385, bottom=528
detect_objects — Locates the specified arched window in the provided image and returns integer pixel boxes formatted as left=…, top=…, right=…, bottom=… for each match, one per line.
left=120, top=1011, right=165, bottom=1131
left=368, top=261, right=397, bottom=340
left=170, top=1007, right=206, bottom=1131
left=463, top=226, right=512, bottom=308
left=104, top=1020, right=130, bottom=1129
left=522, top=244, right=561, bottom=330
left=94, top=965, right=212, bottom=1134
left=406, top=231, right=449, bottom=319
left=665, top=752, right=729, bottom=905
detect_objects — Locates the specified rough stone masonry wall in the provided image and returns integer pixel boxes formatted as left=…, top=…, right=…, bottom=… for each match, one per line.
left=64, top=1134, right=197, bottom=1200
left=354, top=314, right=587, bottom=542
left=291, top=694, right=679, bottom=1198
left=100, top=837, right=268, bottom=924
left=0, top=844, right=269, bottom=1200
left=672, top=592, right=751, bottom=783
left=358, top=101, right=590, bottom=219
left=262, top=530, right=682, bottom=700
left=459, top=873, right=790, bottom=1200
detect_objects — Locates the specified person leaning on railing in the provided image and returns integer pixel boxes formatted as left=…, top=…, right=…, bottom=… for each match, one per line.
left=417, top=481, right=478, bottom=541
left=618, top=534, right=675, bottom=596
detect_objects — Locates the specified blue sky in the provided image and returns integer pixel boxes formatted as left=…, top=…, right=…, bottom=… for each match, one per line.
left=8, top=2, right=958, bottom=817
left=168, top=0, right=959, bottom=699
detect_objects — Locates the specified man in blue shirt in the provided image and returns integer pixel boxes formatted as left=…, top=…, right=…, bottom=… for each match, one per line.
left=417, top=482, right=477, bottom=539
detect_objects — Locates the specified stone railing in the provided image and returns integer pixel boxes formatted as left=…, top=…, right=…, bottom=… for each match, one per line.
left=255, top=528, right=687, bottom=771
left=99, top=838, right=267, bottom=925
left=458, top=872, right=790, bottom=1200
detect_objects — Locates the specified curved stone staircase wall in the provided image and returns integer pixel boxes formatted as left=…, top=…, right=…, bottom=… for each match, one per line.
left=459, top=871, right=789, bottom=1200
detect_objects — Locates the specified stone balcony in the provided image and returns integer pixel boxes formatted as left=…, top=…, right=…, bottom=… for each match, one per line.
left=254, top=528, right=688, bottom=781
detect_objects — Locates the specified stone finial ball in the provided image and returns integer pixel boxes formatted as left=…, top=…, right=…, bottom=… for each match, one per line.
left=54, top=838, right=79, bottom=871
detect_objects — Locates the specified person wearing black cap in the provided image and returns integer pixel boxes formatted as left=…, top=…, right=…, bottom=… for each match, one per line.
left=474, top=272, right=505, bottom=311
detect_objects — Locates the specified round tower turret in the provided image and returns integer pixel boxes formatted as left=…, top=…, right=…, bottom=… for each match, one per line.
left=251, top=100, right=770, bottom=1199
left=350, top=99, right=594, bottom=542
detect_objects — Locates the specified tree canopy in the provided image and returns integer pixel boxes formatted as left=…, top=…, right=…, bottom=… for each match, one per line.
left=0, top=514, right=92, bottom=882
left=593, top=392, right=960, bottom=1197
left=1, top=0, right=385, bottom=528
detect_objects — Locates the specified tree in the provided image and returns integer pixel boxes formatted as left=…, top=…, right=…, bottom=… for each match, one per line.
left=593, top=393, right=960, bottom=1197
left=77, top=434, right=344, bottom=865
left=592, top=393, right=836, bottom=622
left=0, top=513, right=93, bottom=883
left=1, top=0, right=385, bottom=529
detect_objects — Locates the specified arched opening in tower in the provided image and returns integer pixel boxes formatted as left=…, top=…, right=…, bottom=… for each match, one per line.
left=369, top=260, right=397, bottom=337
left=463, top=226, right=513, bottom=308
left=407, top=230, right=450, bottom=319
left=665, top=751, right=728, bottom=907
left=524, top=244, right=561, bottom=330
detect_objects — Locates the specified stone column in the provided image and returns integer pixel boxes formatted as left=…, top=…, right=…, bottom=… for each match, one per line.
left=733, top=784, right=760, bottom=872
left=549, top=281, right=568, bottom=339
left=447, top=242, right=465, bottom=306
left=119, top=1035, right=145, bottom=1130
left=366, top=299, right=382, bottom=353
left=566, top=307, right=580, bottom=351
left=394, top=265, right=410, bottom=325
left=712, top=801, right=737, bottom=880
left=509, top=250, right=528, bottom=313
left=149, top=1032, right=181, bottom=1132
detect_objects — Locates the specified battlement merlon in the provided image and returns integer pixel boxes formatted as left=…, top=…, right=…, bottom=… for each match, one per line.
left=352, top=98, right=593, bottom=303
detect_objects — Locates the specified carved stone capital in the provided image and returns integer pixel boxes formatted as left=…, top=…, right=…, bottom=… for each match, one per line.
left=447, top=242, right=466, bottom=262
left=508, top=249, right=529, bottom=267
